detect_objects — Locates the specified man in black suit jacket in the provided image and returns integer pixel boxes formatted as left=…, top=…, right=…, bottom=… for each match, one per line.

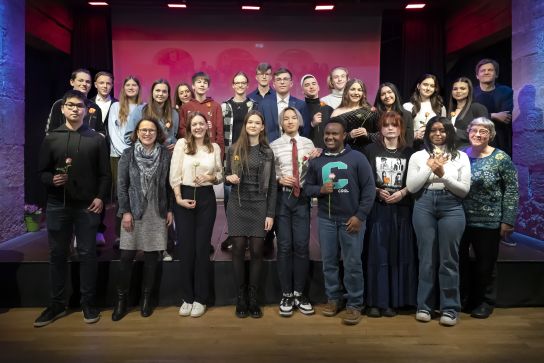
left=258, top=68, right=310, bottom=142
left=301, top=74, right=333, bottom=149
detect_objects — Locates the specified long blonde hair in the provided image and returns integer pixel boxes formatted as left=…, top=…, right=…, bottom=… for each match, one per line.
left=118, top=75, right=142, bottom=125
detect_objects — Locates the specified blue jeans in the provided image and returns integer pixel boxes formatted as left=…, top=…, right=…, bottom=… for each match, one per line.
left=276, top=191, right=311, bottom=294
left=318, top=216, right=365, bottom=309
left=46, top=200, right=100, bottom=306
left=412, top=190, right=465, bottom=313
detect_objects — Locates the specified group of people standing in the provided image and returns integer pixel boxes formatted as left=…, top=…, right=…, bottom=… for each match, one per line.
left=34, top=58, right=519, bottom=329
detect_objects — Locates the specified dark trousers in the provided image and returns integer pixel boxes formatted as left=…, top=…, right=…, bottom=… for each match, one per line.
left=275, top=191, right=311, bottom=294
left=46, top=200, right=100, bottom=306
left=174, top=185, right=217, bottom=305
left=459, top=226, right=501, bottom=307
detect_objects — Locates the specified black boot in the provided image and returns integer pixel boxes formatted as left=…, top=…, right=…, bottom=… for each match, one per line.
left=140, top=252, right=158, bottom=318
left=140, top=290, right=152, bottom=317
left=235, top=285, right=249, bottom=318
left=112, top=290, right=128, bottom=321
left=248, top=285, right=262, bottom=318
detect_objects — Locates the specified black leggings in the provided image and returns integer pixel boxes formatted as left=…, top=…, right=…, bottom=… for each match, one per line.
left=118, top=250, right=160, bottom=292
left=231, top=236, right=264, bottom=289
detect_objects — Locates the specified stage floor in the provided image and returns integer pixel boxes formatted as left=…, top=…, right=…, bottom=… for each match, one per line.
left=1, top=306, right=544, bottom=363
left=1, top=202, right=543, bottom=263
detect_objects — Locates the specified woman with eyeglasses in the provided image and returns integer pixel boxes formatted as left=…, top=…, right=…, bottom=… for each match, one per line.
left=125, top=79, right=179, bottom=152
left=170, top=112, right=223, bottom=318
left=406, top=116, right=471, bottom=326
left=403, top=74, right=446, bottom=146
left=113, top=117, right=173, bottom=321
left=459, top=117, right=518, bottom=319
left=330, top=78, right=379, bottom=153
left=447, top=77, right=489, bottom=148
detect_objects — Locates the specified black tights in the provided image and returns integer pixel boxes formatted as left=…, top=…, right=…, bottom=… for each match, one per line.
left=118, top=250, right=160, bottom=292
left=231, top=236, right=264, bottom=288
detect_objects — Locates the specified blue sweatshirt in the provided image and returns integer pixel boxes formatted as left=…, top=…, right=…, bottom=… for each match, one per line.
left=305, top=145, right=375, bottom=222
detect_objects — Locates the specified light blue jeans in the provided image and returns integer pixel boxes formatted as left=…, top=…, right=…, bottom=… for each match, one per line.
left=318, top=216, right=365, bottom=309
left=413, top=189, right=465, bottom=313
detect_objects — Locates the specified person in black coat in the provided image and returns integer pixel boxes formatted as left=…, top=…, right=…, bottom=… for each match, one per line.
left=448, top=77, right=489, bottom=148
left=301, top=74, right=333, bottom=149
left=374, top=82, right=415, bottom=148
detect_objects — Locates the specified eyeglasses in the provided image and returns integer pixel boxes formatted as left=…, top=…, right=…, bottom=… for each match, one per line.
left=233, top=82, right=248, bottom=86
left=275, top=77, right=291, bottom=83
left=469, top=128, right=490, bottom=136
left=257, top=72, right=271, bottom=77
left=63, top=103, right=86, bottom=110
left=138, top=128, right=157, bottom=134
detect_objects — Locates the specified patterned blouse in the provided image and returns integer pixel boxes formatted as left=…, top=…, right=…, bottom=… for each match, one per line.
left=463, top=148, right=519, bottom=228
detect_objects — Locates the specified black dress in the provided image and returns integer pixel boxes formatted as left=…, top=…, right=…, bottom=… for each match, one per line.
left=226, top=145, right=277, bottom=238
left=363, top=143, right=417, bottom=309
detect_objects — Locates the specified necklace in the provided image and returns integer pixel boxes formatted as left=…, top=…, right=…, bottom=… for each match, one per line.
left=386, top=147, right=397, bottom=154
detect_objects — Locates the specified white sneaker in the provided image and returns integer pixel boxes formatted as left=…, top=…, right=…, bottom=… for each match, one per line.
left=190, top=302, right=206, bottom=317
left=415, top=309, right=431, bottom=323
left=439, top=311, right=458, bottom=326
left=179, top=302, right=192, bottom=316
left=96, top=233, right=106, bottom=246
left=162, top=251, right=173, bottom=262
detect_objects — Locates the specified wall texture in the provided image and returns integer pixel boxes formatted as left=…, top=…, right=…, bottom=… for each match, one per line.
left=512, top=0, right=544, bottom=239
left=0, top=0, right=25, bottom=241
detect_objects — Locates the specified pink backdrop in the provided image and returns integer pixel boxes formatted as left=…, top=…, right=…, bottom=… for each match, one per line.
left=112, top=9, right=382, bottom=103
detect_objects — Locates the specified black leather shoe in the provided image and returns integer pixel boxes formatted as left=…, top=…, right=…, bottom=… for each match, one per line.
left=112, top=291, right=128, bottom=321
left=140, top=291, right=153, bottom=317
left=235, top=286, right=249, bottom=318
left=366, top=307, right=381, bottom=318
left=471, top=303, right=493, bottom=319
left=382, top=307, right=397, bottom=317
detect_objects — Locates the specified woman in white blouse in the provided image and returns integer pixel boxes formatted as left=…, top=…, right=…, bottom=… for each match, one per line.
left=403, top=74, right=446, bottom=146
left=169, top=112, right=223, bottom=318
left=406, top=116, right=471, bottom=327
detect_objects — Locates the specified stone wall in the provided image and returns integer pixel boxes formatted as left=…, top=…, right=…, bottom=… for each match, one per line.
left=0, top=0, right=25, bottom=242
left=512, top=0, right=544, bottom=239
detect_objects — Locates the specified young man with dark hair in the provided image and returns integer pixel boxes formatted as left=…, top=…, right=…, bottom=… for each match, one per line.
left=258, top=68, right=310, bottom=142
left=248, top=62, right=275, bottom=103
left=473, top=58, right=514, bottom=155
left=34, top=90, right=111, bottom=327
left=178, top=71, right=224, bottom=155
left=304, top=118, right=375, bottom=325
left=45, top=68, right=105, bottom=136
left=301, top=74, right=333, bottom=149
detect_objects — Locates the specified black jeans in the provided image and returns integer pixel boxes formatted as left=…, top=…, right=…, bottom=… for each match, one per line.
left=174, top=186, right=217, bottom=305
left=46, top=200, right=100, bottom=306
left=459, top=226, right=501, bottom=307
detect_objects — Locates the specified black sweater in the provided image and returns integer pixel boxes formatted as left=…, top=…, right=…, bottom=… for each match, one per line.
left=39, top=124, right=111, bottom=208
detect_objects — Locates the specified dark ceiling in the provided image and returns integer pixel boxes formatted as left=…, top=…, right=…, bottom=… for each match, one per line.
left=70, top=0, right=470, bottom=14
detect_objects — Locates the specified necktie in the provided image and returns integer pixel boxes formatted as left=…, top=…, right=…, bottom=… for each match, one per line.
left=291, top=138, right=300, bottom=197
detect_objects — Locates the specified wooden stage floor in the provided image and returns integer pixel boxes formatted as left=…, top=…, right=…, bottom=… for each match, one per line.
left=0, top=306, right=543, bottom=363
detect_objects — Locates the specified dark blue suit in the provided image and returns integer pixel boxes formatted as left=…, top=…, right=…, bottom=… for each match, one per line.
left=258, top=94, right=311, bottom=142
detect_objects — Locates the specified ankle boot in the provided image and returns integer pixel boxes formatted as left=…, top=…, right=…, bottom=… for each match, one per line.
left=248, top=285, right=262, bottom=318
left=235, top=285, right=249, bottom=318
left=140, top=290, right=152, bottom=317
left=112, top=290, right=128, bottom=321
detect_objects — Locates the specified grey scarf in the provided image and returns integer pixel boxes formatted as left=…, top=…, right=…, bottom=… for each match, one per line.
left=134, top=141, right=160, bottom=197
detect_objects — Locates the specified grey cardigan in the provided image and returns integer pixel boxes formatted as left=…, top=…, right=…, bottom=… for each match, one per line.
left=117, top=145, right=173, bottom=219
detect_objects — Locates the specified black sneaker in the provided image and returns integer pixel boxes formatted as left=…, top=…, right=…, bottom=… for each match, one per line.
left=294, top=293, right=315, bottom=315
left=33, top=304, right=67, bottom=327
left=279, top=294, right=294, bottom=317
left=82, top=305, right=101, bottom=324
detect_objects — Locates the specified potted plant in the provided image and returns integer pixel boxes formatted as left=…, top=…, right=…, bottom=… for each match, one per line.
left=24, top=204, right=42, bottom=232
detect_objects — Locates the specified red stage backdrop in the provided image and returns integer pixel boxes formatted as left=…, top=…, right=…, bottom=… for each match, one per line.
left=112, top=9, right=381, bottom=104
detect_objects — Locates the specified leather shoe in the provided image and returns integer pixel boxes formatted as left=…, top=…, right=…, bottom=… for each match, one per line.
left=470, top=303, right=493, bottom=319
